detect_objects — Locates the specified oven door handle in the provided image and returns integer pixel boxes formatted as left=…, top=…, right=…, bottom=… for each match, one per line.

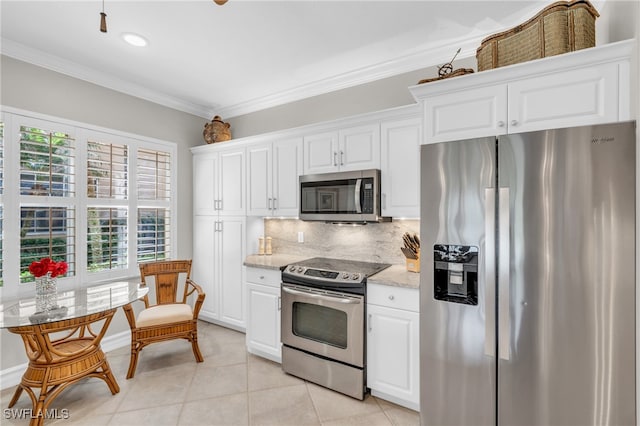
left=282, top=286, right=362, bottom=304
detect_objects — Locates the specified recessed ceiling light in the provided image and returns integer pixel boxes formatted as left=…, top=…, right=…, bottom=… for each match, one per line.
left=122, top=33, right=148, bottom=47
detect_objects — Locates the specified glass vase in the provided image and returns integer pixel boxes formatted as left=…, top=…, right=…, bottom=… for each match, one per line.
left=35, top=272, right=58, bottom=312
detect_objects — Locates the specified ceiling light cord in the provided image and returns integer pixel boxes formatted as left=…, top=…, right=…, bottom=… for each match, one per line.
left=100, top=0, right=107, bottom=33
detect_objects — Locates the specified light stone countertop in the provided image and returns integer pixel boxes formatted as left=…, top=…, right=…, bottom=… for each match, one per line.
left=368, top=264, right=420, bottom=289
left=244, top=254, right=419, bottom=289
left=244, top=254, right=311, bottom=271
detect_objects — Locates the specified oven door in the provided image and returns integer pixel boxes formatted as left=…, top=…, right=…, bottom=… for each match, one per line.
left=281, top=283, right=364, bottom=367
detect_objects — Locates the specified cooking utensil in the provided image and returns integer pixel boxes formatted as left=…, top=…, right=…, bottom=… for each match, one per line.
left=401, top=247, right=418, bottom=259
left=403, top=233, right=418, bottom=252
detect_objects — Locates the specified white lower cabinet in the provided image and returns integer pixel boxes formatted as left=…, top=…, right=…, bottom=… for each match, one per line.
left=246, top=267, right=282, bottom=362
left=192, top=215, right=246, bottom=330
left=367, top=283, right=419, bottom=411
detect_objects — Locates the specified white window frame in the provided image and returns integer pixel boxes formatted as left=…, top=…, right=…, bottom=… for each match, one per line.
left=0, top=107, right=178, bottom=300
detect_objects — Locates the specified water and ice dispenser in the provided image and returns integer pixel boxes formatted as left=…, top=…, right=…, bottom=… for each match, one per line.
left=433, top=245, right=478, bottom=305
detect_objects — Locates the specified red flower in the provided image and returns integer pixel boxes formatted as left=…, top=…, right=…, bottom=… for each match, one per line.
left=49, top=260, right=68, bottom=278
left=29, top=257, right=68, bottom=278
left=29, top=258, right=52, bottom=278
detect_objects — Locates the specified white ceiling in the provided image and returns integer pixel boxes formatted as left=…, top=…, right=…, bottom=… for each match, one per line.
left=0, top=0, right=607, bottom=119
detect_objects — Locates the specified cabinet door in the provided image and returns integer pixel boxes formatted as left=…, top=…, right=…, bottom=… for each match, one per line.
left=246, top=282, right=281, bottom=362
left=218, top=216, right=246, bottom=330
left=219, top=148, right=246, bottom=216
left=273, top=137, right=303, bottom=217
left=303, top=131, right=338, bottom=174
left=338, top=124, right=381, bottom=171
left=247, top=144, right=273, bottom=216
left=508, top=62, right=620, bottom=134
left=192, top=215, right=218, bottom=321
left=424, top=84, right=508, bottom=144
left=381, top=118, right=421, bottom=218
left=367, top=303, right=420, bottom=410
left=193, top=154, right=218, bottom=215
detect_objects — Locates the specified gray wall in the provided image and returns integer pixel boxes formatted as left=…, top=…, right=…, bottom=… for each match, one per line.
left=229, top=56, right=476, bottom=139
left=0, top=55, right=206, bottom=374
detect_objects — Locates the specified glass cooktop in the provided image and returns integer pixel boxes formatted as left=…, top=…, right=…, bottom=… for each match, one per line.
left=281, top=257, right=391, bottom=295
left=289, top=257, right=391, bottom=277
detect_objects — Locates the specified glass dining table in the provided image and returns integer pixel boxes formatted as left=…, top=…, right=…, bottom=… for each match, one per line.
left=0, top=281, right=148, bottom=426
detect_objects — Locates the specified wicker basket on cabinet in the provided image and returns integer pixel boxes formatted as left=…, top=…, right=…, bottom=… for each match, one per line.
left=476, top=0, right=599, bottom=71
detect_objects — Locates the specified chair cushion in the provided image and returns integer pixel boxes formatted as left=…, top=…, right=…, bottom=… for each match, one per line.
left=136, top=303, right=193, bottom=328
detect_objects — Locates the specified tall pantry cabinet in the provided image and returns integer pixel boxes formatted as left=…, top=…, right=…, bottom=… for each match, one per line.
left=192, top=144, right=247, bottom=330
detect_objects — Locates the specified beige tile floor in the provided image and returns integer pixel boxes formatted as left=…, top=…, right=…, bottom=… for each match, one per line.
left=1, top=321, right=420, bottom=426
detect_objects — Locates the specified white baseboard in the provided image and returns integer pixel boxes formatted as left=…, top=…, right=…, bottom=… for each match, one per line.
left=0, top=330, right=131, bottom=391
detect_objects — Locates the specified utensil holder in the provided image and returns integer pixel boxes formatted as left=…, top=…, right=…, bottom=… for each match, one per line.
left=406, top=252, right=420, bottom=273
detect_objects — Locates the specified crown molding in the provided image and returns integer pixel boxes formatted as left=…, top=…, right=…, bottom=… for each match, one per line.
left=215, top=35, right=486, bottom=118
left=1, top=38, right=214, bottom=119
left=2, top=33, right=489, bottom=120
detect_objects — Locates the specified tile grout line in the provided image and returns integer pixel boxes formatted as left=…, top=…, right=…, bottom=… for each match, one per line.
left=304, top=381, right=323, bottom=425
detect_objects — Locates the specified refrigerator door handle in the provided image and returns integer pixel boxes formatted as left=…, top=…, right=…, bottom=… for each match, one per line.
left=484, top=188, right=496, bottom=358
left=498, top=187, right=511, bottom=361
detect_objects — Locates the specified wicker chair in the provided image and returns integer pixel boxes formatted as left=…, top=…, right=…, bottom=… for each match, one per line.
left=122, top=260, right=205, bottom=379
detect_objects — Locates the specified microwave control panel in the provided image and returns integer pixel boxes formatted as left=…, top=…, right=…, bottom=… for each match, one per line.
left=362, top=179, right=374, bottom=213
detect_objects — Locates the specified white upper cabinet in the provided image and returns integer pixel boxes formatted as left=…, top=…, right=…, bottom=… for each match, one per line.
left=247, top=137, right=302, bottom=217
left=193, top=153, right=219, bottom=215
left=507, top=62, right=620, bottom=133
left=411, top=40, right=633, bottom=144
left=247, top=144, right=272, bottom=216
left=303, top=131, right=337, bottom=174
left=272, top=138, right=303, bottom=216
left=218, top=148, right=246, bottom=215
left=380, top=117, right=421, bottom=218
left=424, top=84, right=508, bottom=142
left=193, top=146, right=245, bottom=216
left=338, top=124, right=381, bottom=172
left=303, top=123, right=380, bottom=174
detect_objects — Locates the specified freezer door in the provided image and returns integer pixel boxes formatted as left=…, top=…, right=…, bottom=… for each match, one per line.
left=420, top=138, right=496, bottom=426
left=497, top=122, right=636, bottom=425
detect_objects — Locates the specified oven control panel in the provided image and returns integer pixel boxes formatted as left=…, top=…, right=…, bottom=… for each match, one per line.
left=284, top=265, right=362, bottom=284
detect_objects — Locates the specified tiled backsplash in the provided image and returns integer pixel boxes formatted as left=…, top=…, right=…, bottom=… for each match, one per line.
left=264, top=219, right=420, bottom=265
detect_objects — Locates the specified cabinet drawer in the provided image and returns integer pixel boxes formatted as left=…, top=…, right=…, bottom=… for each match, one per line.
left=367, top=283, right=419, bottom=312
left=246, top=267, right=281, bottom=287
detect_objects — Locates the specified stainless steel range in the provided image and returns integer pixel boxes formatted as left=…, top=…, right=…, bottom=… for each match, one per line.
left=280, top=257, right=390, bottom=399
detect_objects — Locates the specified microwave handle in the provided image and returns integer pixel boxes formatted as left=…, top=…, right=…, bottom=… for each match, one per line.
left=355, top=178, right=362, bottom=213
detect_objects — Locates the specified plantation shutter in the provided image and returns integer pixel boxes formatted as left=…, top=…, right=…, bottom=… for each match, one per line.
left=19, top=121, right=76, bottom=282
left=136, top=148, right=171, bottom=262
left=0, top=122, right=4, bottom=285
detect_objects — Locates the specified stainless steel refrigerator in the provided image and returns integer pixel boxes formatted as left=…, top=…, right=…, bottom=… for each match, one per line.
left=419, top=121, right=636, bottom=426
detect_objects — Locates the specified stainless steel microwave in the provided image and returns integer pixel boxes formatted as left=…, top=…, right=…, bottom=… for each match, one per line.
left=299, top=169, right=386, bottom=222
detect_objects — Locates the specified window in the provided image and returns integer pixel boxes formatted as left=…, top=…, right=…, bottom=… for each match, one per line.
left=137, top=148, right=170, bottom=201
left=87, top=208, right=128, bottom=271
left=19, top=121, right=76, bottom=283
left=86, top=138, right=130, bottom=273
left=20, top=207, right=76, bottom=283
left=137, top=208, right=170, bottom=262
left=0, top=111, right=176, bottom=294
left=0, top=121, right=4, bottom=286
left=20, top=125, right=75, bottom=197
left=87, top=140, right=128, bottom=199
left=136, top=148, right=172, bottom=263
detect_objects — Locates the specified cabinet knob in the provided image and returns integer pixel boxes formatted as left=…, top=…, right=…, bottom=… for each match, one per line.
left=388, top=295, right=395, bottom=301
left=510, top=120, right=518, bottom=126
left=497, top=121, right=505, bottom=128
left=259, top=276, right=265, bottom=280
